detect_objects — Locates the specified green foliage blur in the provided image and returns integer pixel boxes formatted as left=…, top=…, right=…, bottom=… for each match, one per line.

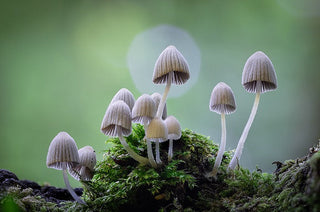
left=0, top=0, right=319, bottom=188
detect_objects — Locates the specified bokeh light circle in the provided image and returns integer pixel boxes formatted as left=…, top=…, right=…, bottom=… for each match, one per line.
left=127, top=24, right=201, bottom=98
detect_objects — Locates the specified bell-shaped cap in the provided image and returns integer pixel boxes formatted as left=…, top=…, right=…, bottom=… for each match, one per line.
left=69, top=146, right=96, bottom=181
left=110, top=88, right=135, bottom=111
left=146, top=117, right=168, bottom=143
left=100, top=100, right=132, bottom=137
left=46, top=132, right=80, bottom=170
left=132, top=94, right=156, bottom=125
left=209, top=82, right=236, bottom=115
left=151, top=92, right=167, bottom=120
left=152, top=45, right=190, bottom=85
left=164, top=116, right=181, bottom=140
left=242, top=51, right=277, bottom=93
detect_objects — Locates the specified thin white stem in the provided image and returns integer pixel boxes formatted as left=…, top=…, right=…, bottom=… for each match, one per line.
left=117, top=126, right=149, bottom=165
left=228, top=92, right=261, bottom=170
left=62, top=166, right=86, bottom=205
left=168, top=139, right=173, bottom=161
left=155, top=139, right=162, bottom=164
left=147, top=140, right=157, bottom=168
left=156, top=71, right=173, bottom=118
left=208, top=113, right=226, bottom=177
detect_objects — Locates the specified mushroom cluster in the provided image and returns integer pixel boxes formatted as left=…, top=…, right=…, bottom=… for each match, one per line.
left=46, top=132, right=97, bottom=204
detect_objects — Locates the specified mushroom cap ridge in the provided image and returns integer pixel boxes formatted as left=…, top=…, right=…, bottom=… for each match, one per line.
left=164, top=115, right=181, bottom=140
left=110, top=88, right=135, bottom=111
left=242, top=51, right=277, bottom=93
left=146, top=117, right=168, bottom=142
left=46, top=131, right=80, bottom=170
left=209, top=82, right=236, bottom=115
left=152, top=45, right=190, bottom=85
left=132, top=94, right=156, bottom=124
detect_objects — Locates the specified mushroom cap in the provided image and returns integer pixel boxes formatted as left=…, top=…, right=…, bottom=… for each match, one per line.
left=69, top=146, right=96, bottom=181
left=100, top=100, right=132, bottom=137
left=146, top=117, right=168, bottom=142
left=242, top=51, right=277, bottom=93
left=46, top=132, right=80, bottom=170
left=132, top=94, right=156, bottom=125
left=209, top=82, right=236, bottom=114
left=110, top=88, right=135, bottom=111
left=152, top=45, right=190, bottom=85
left=151, top=92, right=167, bottom=120
left=164, top=116, right=181, bottom=140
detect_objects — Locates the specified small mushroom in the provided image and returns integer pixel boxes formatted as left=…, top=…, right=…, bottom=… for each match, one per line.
left=69, top=146, right=96, bottom=181
left=132, top=94, right=157, bottom=167
left=151, top=92, right=167, bottom=120
left=164, top=116, right=181, bottom=162
left=207, top=82, right=236, bottom=177
left=146, top=117, right=168, bottom=165
left=152, top=45, right=190, bottom=119
left=46, top=132, right=86, bottom=205
left=110, top=88, right=135, bottom=111
left=228, top=51, right=277, bottom=170
left=101, top=100, right=149, bottom=165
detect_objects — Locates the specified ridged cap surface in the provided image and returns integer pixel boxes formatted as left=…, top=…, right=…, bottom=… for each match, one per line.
left=242, top=51, right=277, bottom=93
left=151, top=92, right=167, bottom=120
left=152, top=45, right=190, bottom=85
left=100, top=100, right=132, bottom=137
left=46, top=132, right=80, bottom=170
left=132, top=94, right=156, bottom=124
left=110, top=88, right=135, bottom=111
left=146, top=117, right=168, bottom=142
left=164, top=116, right=181, bottom=140
left=209, top=82, right=236, bottom=114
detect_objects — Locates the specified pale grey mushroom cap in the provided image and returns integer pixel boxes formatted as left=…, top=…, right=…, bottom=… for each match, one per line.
left=100, top=100, right=132, bottom=137
left=152, top=45, right=190, bottom=85
left=46, top=132, right=80, bottom=170
left=242, top=51, right=277, bottom=93
left=132, top=94, right=156, bottom=125
left=146, top=117, right=168, bottom=143
left=209, top=82, right=236, bottom=115
left=69, top=146, right=96, bottom=181
left=164, top=116, right=181, bottom=140
left=110, top=88, right=135, bottom=111
left=151, top=92, right=167, bottom=120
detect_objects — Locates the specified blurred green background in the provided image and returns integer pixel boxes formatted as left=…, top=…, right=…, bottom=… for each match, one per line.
left=1, top=0, right=319, bottom=188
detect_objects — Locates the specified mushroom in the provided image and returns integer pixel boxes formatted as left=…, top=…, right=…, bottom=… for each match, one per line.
left=69, top=146, right=96, bottom=181
left=228, top=51, right=277, bottom=170
left=132, top=94, right=157, bottom=167
left=146, top=117, right=168, bottom=165
left=46, top=132, right=86, bottom=205
left=164, top=116, right=181, bottom=162
left=207, top=82, right=236, bottom=177
left=151, top=92, right=167, bottom=120
left=101, top=100, right=149, bottom=165
left=152, top=45, right=190, bottom=119
left=110, top=88, right=135, bottom=111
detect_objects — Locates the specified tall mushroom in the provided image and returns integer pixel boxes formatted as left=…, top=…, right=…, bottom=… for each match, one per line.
left=101, top=100, right=149, bottom=165
left=164, top=115, right=181, bottom=162
left=207, top=82, right=236, bottom=177
left=69, top=146, right=96, bottom=181
left=153, top=45, right=190, bottom=119
left=146, top=117, right=168, bottom=165
left=132, top=94, right=157, bottom=167
left=46, top=132, right=86, bottom=205
left=228, top=51, right=277, bottom=170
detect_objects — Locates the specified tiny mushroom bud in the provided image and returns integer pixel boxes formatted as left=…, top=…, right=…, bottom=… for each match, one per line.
left=228, top=51, right=277, bottom=170
left=153, top=45, right=190, bottom=119
left=110, top=88, right=135, bottom=111
left=164, top=116, right=181, bottom=162
left=207, top=82, right=236, bottom=178
left=101, top=100, right=149, bottom=165
left=132, top=94, right=157, bottom=168
left=146, top=117, right=168, bottom=165
left=151, top=92, right=167, bottom=120
left=46, top=132, right=86, bottom=205
left=69, top=146, right=96, bottom=181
